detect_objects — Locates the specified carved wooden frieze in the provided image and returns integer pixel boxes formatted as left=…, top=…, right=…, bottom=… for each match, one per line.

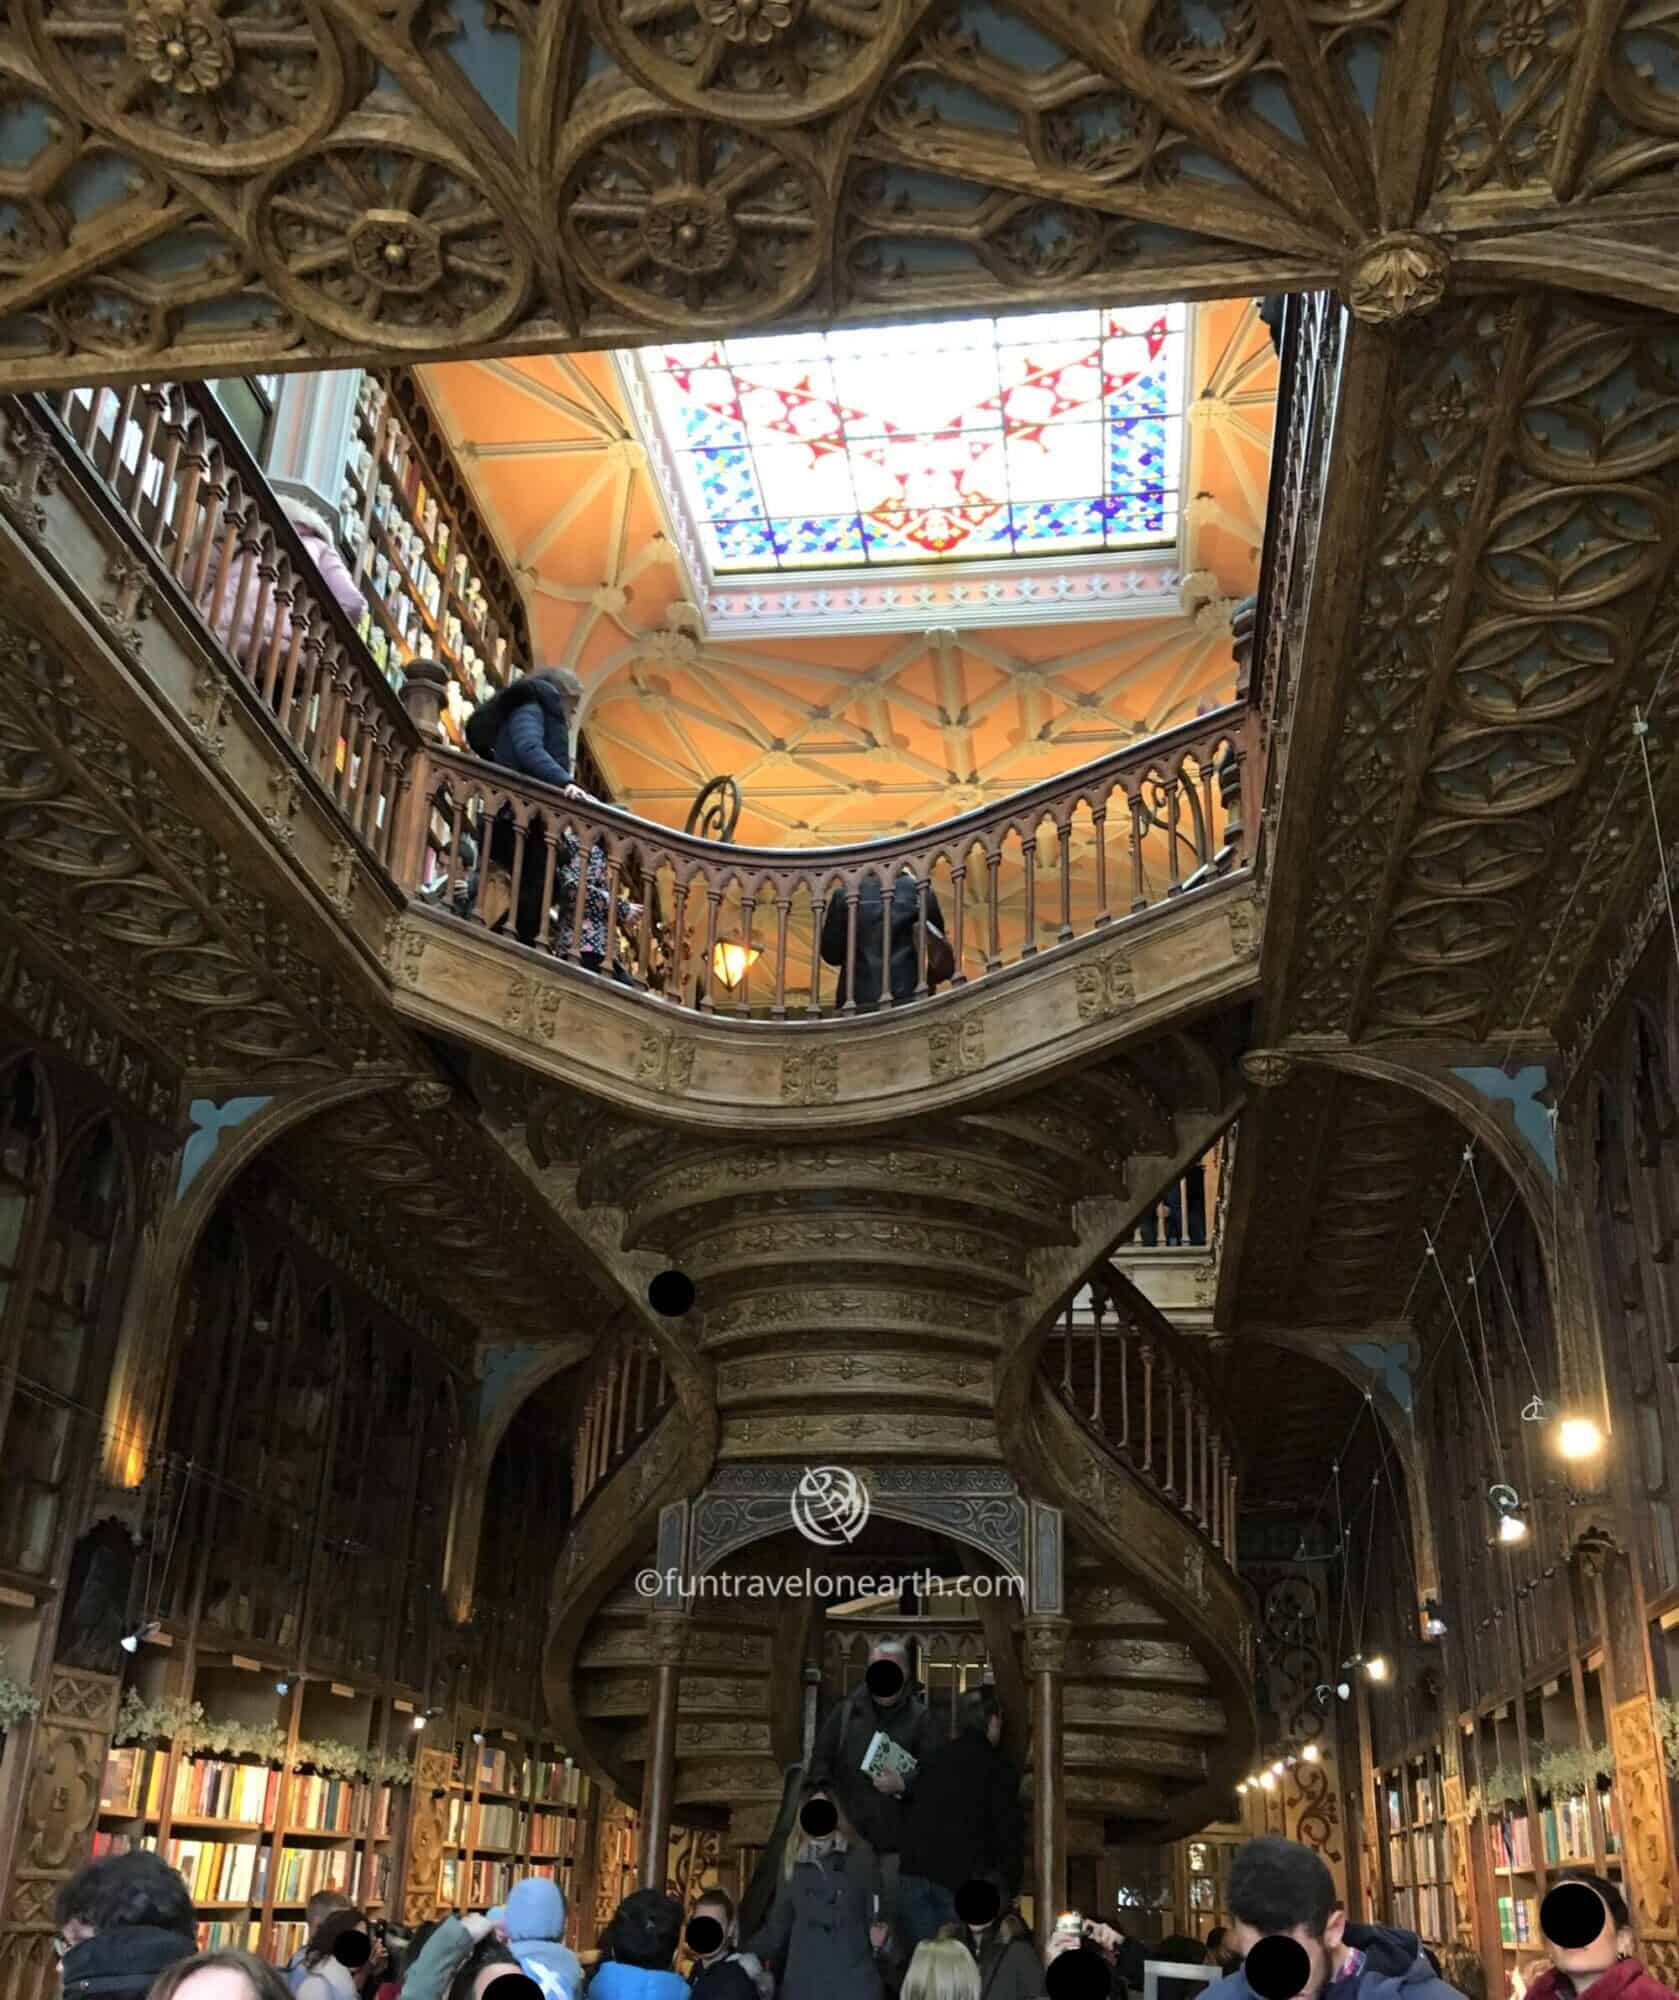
left=5, top=1668, right=120, bottom=1936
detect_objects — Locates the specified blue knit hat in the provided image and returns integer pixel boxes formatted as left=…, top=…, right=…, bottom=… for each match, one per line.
left=505, top=1877, right=567, bottom=1943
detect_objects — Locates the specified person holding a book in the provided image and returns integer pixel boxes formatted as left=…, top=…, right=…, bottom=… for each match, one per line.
left=897, top=1687, right=1023, bottom=1948
left=746, top=1788, right=892, bottom=2000
left=807, top=1641, right=937, bottom=1923
left=1522, top=1872, right=1679, bottom=2000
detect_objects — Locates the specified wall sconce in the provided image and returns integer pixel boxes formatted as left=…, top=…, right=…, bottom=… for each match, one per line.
left=1422, top=1598, right=1448, bottom=1639
left=712, top=941, right=761, bottom=991
left=1490, top=1483, right=1528, bottom=1545
left=1557, top=1416, right=1603, bottom=1461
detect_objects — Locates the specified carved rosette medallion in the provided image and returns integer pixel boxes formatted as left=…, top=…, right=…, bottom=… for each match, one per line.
left=593, top=0, right=897, bottom=122
left=560, top=112, right=823, bottom=328
left=23, top=0, right=346, bottom=170
left=349, top=209, right=444, bottom=294
left=1343, top=232, right=1450, bottom=325
left=128, top=3, right=232, bottom=93
left=643, top=190, right=737, bottom=275
left=255, top=142, right=531, bottom=348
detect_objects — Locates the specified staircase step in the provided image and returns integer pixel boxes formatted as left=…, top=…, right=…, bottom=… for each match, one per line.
left=1064, top=1581, right=1171, bottom=1630
left=1062, top=1731, right=1208, bottom=1781
left=1064, top=1685, right=1225, bottom=1734
left=578, top=1625, right=775, bottom=1671
left=1065, top=1636, right=1209, bottom=1684
left=619, top=1717, right=774, bottom=1759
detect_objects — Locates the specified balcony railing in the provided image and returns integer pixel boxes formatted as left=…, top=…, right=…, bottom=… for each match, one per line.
left=20, top=375, right=1259, bottom=1022
left=41, top=382, right=416, bottom=871
left=1047, top=1264, right=1238, bottom=1564
left=1123, top=1135, right=1225, bottom=1252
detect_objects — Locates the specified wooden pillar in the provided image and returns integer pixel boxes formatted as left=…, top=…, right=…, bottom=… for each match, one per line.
left=1024, top=1615, right=1071, bottom=1954
left=1592, top=1549, right=1679, bottom=1963
left=638, top=1610, right=686, bottom=1894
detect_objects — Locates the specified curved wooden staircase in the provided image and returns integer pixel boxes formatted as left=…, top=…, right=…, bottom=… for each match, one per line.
left=526, top=1021, right=1256, bottom=1861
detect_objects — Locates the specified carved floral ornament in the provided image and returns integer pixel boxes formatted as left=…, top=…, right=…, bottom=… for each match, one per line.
left=1343, top=232, right=1452, bottom=325
left=126, top=0, right=232, bottom=92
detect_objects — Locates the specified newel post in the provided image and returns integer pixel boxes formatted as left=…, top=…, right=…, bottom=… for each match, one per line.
left=392, top=657, right=450, bottom=888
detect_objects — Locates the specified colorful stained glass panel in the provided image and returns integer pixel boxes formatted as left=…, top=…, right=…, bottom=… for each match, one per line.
left=639, top=302, right=1187, bottom=572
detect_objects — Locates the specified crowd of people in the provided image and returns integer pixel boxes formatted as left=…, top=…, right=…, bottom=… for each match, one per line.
left=52, top=1666, right=1679, bottom=2000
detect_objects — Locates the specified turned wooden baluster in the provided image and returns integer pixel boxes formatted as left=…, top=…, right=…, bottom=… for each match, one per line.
left=985, top=846, right=1003, bottom=972
left=1129, top=789, right=1148, bottom=914
left=126, top=387, right=168, bottom=529
left=1061, top=1306, right=1074, bottom=1398
left=1091, top=1303, right=1103, bottom=1426
left=914, top=878, right=931, bottom=1000
left=613, top=1349, right=630, bottom=1455
left=949, top=860, right=968, bottom=985
left=772, top=894, right=792, bottom=1018
left=1057, top=816, right=1074, bottom=942
left=1092, top=797, right=1111, bottom=926
left=841, top=886, right=861, bottom=1017
left=1140, top=1341, right=1154, bottom=1473
left=1164, top=1359, right=1176, bottom=1495
left=1020, top=829, right=1038, bottom=959
left=1117, top=1314, right=1130, bottom=1450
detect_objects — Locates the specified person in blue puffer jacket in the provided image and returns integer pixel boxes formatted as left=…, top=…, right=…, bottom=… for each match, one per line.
left=501, top=1879, right=582, bottom=2000
left=587, top=1891, right=687, bottom=2000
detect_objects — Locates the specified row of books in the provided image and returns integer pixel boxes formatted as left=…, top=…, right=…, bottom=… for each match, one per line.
left=270, top=1843, right=355, bottom=1906
left=1386, top=1829, right=1445, bottom=1889
left=523, top=1758, right=584, bottom=1806
left=475, top=1803, right=522, bottom=1850
left=1392, top=1885, right=1447, bottom=1942
left=197, top=1920, right=262, bottom=1953
left=1540, top=1795, right=1598, bottom=1865
left=529, top=1812, right=582, bottom=1861
left=1384, top=1772, right=1443, bottom=1829
left=270, top=1923, right=308, bottom=1965
left=1495, top=1796, right=1621, bottom=1871
left=439, top=1857, right=518, bottom=1908
left=1499, top=1894, right=1538, bottom=1946
left=289, top=1775, right=365, bottom=1836
left=1492, top=1815, right=1535, bottom=1870
left=467, top=1745, right=518, bottom=1794
left=153, top=1837, right=265, bottom=1907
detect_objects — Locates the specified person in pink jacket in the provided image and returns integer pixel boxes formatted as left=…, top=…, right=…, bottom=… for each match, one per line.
left=200, top=495, right=367, bottom=670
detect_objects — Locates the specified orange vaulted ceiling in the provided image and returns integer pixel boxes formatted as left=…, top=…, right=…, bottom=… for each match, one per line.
left=421, top=298, right=1277, bottom=848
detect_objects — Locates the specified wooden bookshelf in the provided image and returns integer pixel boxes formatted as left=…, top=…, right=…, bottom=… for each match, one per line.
left=1380, top=1752, right=1452, bottom=1946
left=95, top=1656, right=419, bottom=1965
left=434, top=1718, right=595, bottom=1949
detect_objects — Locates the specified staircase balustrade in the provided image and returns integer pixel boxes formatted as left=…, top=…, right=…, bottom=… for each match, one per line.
left=17, top=375, right=1259, bottom=1023
left=569, top=1332, right=673, bottom=1516
left=1049, top=1267, right=1238, bottom=1563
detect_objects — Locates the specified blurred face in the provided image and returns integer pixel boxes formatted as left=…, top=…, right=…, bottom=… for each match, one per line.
left=866, top=1653, right=907, bottom=1708
left=166, top=1970, right=260, bottom=2000
left=1229, top=1910, right=1347, bottom=2000
left=1544, top=1887, right=1631, bottom=1985
left=692, top=1906, right=733, bottom=1963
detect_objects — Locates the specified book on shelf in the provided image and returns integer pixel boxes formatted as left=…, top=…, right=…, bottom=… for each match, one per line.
left=359, top=1851, right=393, bottom=1907
left=373, top=1785, right=396, bottom=1841
left=468, top=1859, right=515, bottom=1907
left=91, top=1830, right=138, bottom=1860
left=1602, top=1785, right=1622, bottom=1855
left=1541, top=1795, right=1594, bottom=1865
left=444, top=1796, right=469, bottom=1844
left=289, top=1774, right=361, bottom=1835
left=440, top=1857, right=461, bottom=1906
left=155, top=1836, right=264, bottom=1906
left=272, top=1843, right=354, bottom=1905
left=1498, top=1895, right=1537, bottom=1946
left=474, top=1745, right=516, bottom=1794
left=167, top=1755, right=281, bottom=1825
left=475, top=1802, right=522, bottom=1850
left=196, top=1920, right=261, bottom=1953
left=269, top=1922, right=308, bottom=1967
left=525, top=1758, right=582, bottom=1806
left=1493, top=1814, right=1534, bottom=1870
left=101, top=1747, right=146, bottom=1816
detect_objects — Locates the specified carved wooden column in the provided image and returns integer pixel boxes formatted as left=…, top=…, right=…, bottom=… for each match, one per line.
left=1024, top=1614, right=1071, bottom=1953
left=1591, top=1546, right=1679, bottom=1979
left=399, top=1745, right=456, bottom=1926
left=638, top=1609, right=686, bottom=1894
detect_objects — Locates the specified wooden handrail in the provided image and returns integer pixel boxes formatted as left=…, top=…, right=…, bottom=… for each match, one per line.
left=19, top=373, right=1265, bottom=1021
left=1047, top=1262, right=1239, bottom=1564
left=411, top=707, right=1249, bottom=1016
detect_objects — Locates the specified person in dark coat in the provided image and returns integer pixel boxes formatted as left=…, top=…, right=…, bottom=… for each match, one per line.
left=897, top=1689, right=1023, bottom=1947
left=807, top=1642, right=939, bottom=1918
left=462, top=668, right=587, bottom=946
left=746, top=1789, right=890, bottom=2000
left=937, top=1881, right=1041, bottom=2000
left=56, top=1851, right=196, bottom=2000
left=685, top=1890, right=766, bottom=2000
left=820, top=870, right=948, bottom=1008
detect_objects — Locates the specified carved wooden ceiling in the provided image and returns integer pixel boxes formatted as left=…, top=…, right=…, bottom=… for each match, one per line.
left=420, top=296, right=1273, bottom=843
left=2, top=0, right=1678, bottom=390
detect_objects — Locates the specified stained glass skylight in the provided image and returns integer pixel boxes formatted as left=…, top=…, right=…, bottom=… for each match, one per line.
left=640, top=305, right=1188, bottom=575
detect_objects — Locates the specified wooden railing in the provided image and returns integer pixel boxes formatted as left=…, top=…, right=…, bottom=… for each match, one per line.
left=1047, top=1264, right=1238, bottom=1564
left=570, top=1331, right=674, bottom=1516
left=39, top=382, right=417, bottom=869
left=23, top=375, right=1259, bottom=1022
left=411, top=711, right=1248, bottom=1016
